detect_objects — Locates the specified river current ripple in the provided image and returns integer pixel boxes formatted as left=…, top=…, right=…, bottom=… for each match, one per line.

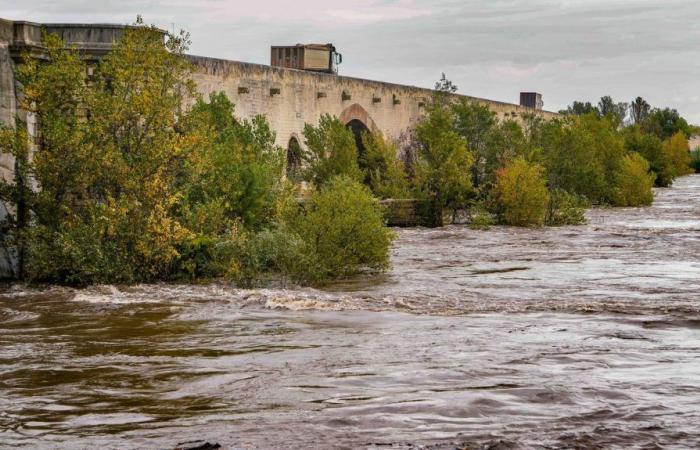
left=1, top=175, right=700, bottom=449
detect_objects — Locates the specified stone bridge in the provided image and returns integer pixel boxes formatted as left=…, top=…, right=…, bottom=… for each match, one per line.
left=1, top=19, right=557, bottom=179
left=187, top=54, right=557, bottom=159
left=0, top=19, right=558, bottom=277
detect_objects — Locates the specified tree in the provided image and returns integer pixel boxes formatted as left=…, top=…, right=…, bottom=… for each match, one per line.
left=563, top=101, right=598, bottom=116
left=451, top=99, right=497, bottom=188
left=598, top=96, right=628, bottom=126
left=413, top=103, right=475, bottom=225
left=492, top=157, right=550, bottom=227
left=690, top=149, right=700, bottom=173
left=180, top=92, right=284, bottom=232
left=612, top=153, right=655, bottom=207
left=482, top=119, right=527, bottom=188
left=5, top=21, right=207, bottom=283
left=662, top=132, right=693, bottom=180
left=643, top=108, right=690, bottom=140
left=359, top=130, right=410, bottom=199
left=537, top=114, right=625, bottom=204
left=72, top=21, right=196, bottom=282
left=302, top=114, right=362, bottom=187
left=622, top=126, right=671, bottom=187
left=630, top=97, right=651, bottom=124
left=435, top=73, right=458, bottom=94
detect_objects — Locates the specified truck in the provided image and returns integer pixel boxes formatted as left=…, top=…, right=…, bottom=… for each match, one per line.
left=271, top=44, right=342, bottom=74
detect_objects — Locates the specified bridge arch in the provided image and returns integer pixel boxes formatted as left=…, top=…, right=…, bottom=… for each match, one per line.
left=339, top=103, right=376, bottom=157
left=286, top=135, right=303, bottom=181
left=339, top=103, right=376, bottom=131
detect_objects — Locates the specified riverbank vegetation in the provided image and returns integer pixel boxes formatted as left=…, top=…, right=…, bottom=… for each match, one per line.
left=0, top=24, right=391, bottom=285
left=396, top=84, right=695, bottom=227
left=0, top=24, right=696, bottom=285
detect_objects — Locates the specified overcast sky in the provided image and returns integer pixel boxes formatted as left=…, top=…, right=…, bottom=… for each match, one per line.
left=3, top=0, right=699, bottom=123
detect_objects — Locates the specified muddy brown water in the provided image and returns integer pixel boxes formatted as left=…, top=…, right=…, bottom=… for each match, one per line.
left=1, top=175, right=700, bottom=449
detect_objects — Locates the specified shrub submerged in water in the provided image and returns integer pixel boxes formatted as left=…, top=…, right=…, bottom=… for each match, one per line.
left=233, top=176, right=395, bottom=286
left=612, top=153, right=655, bottom=207
left=546, top=189, right=588, bottom=226
left=492, top=157, right=550, bottom=227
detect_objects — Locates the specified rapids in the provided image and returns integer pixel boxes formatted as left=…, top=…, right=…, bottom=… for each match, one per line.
left=1, top=175, right=699, bottom=449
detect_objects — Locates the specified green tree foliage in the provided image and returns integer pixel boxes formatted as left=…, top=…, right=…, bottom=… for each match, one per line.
left=690, top=149, right=700, bottom=173
left=181, top=92, right=283, bottom=232
left=662, top=132, right=693, bottom=179
left=168, top=93, right=284, bottom=280
left=4, top=23, right=197, bottom=283
left=284, top=176, right=394, bottom=283
left=630, top=97, right=651, bottom=125
left=563, top=97, right=628, bottom=127
left=302, top=114, right=362, bottom=187
left=562, top=101, right=598, bottom=116
left=492, top=157, right=550, bottom=227
left=359, top=130, right=410, bottom=199
left=598, top=96, right=628, bottom=126
left=450, top=99, right=498, bottom=188
left=481, top=120, right=527, bottom=187
left=434, top=72, right=458, bottom=94
left=622, top=126, right=672, bottom=187
left=643, top=108, right=690, bottom=140
left=413, top=103, right=475, bottom=225
left=537, top=114, right=625, bottom=204
left=234, top=176, right=394, bottom=286
left=612, top=153, right=655, bottom=207
left=545, top=189, right=588, bottom=226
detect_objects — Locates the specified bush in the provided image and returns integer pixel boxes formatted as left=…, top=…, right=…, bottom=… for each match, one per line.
left=228, top=227, right=309, bottom=287
left=233, top=176, right=394, bottom=285
left=283, top=176, right=394, bottom=283
left=546, top=189, right=588, bottom=226
left=612, top=153, right=655, bottom=207
left=468, top=203, right=495, bottom=230
left=493, top=157, right=550, bottom=227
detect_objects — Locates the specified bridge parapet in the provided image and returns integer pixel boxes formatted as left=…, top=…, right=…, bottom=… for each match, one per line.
left=186, top=54, right=558, bottom=154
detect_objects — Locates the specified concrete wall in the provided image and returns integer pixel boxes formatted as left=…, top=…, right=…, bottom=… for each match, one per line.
left=187, top=55, right=558, bottom=153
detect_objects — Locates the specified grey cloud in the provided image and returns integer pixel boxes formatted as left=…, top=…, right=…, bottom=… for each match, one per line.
left=1, top=0, right=698, bottom=122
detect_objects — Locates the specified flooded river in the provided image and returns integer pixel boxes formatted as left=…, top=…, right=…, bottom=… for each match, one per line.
left=1, top=175, right=700, bottom=449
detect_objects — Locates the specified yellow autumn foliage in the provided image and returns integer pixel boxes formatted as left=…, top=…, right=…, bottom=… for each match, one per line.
left=493, top=157, right=550, bottom=227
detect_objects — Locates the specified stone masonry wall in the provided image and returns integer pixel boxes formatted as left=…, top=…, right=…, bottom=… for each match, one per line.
left=187, top=55, right=558, bottom=152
